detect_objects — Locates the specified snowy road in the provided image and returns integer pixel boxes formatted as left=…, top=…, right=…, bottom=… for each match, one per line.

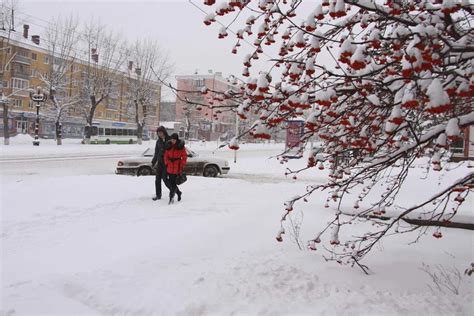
left=1, top=141, right=473, bottom=315
left=0, top=153, right=129, bottom=162
left=0, top=156, right=120, bottom=177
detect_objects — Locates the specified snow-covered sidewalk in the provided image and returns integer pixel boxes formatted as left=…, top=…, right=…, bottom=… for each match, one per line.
left=2, top=173, right=472, bottom=315
left=0, top=135, right=149, bottom=160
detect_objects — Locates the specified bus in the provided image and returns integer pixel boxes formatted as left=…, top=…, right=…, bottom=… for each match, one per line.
left=84, top=120, right=148, bottom=144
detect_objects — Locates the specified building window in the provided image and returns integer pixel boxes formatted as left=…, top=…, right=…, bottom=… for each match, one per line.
left=2, top=81, right=8, bottom=88
left=17, top=49, right=29, bottom=58
left=31, top=53, right=37, bottom=60
left=451, top=134, right=465, bottom=154
left=29, top=100, right=35, bottom=108
left=11, top=78, right=29, bottom=90
left=44, top=56, right=49, bottom=64
left=115, top=114, right=119, bottom=119
left=43, top=123, right=52, bottom=134
left=106, top=112, right=112, bottom=119
left=193, top=79, right=205, bottom=87
left=31, top=69, right=36, bottom=77
left=12, top=99, right=23, bottom=108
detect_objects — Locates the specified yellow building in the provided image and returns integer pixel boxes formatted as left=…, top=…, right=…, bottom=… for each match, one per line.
left=0, top=25, right=161, bottom=140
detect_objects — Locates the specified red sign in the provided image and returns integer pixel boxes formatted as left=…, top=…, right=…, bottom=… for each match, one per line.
left=286, top=120, right=304, bottom=149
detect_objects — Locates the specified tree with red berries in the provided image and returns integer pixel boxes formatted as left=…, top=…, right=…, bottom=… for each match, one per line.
left=191, top=0, right=474, bottom=270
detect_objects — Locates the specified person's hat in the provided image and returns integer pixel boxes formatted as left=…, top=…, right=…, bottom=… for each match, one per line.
left=156, top=126, right=166, bottom=133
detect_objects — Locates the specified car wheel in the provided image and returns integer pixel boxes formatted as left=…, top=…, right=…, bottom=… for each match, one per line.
left=137, top=166, right=152, bottom=176
left=105, top=139, right=111, bottom=144
left=203, top=165, right=219, bottom=177
left=129, top=139, right=134, bottom=144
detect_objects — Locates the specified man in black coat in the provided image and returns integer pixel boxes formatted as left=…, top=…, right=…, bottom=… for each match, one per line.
left=151, top=126, right=171, bottom=200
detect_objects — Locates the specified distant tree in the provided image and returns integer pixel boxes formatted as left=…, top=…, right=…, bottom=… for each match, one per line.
left=80, top=20, right=128, bottom=143
left=197, top=0, right=473, bottom=269
left=127, top=39, right=171, bottom=144
left=0, top=0, right=19, bottom=145
left=41, top=16, right=80, bottom=145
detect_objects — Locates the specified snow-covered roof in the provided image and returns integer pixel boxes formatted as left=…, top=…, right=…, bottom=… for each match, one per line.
left=175, top=73, right=232, bottom=86
left=0, top=29, right=50, bottom=54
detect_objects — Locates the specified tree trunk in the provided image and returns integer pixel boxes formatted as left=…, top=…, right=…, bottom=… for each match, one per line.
left=134, top=100, right=143, bottom=145
left=84, top=111, right=95, bottom=144
left=84, top=97, right=98, bottom=144
left=55, top=121, right=62, bottom=145
left=3, top=104, right=10, bottom=145
left=137, top=123, right=143, bottom=145
left=84, top=123, right=91, bottom=144
left=83, top=118, right=92, bottom=144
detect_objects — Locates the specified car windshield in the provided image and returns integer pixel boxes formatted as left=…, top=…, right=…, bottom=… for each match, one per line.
left=187, top=149, right=197, bottom=157
left=143, top=148, right=153, bottom=157
left=143, top=148, right=197, bottom=157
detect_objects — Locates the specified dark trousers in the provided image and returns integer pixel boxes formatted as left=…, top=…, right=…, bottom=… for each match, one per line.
left=168, top=174, right=181, bottom=199
left=155, top=165, right=170, bottom=198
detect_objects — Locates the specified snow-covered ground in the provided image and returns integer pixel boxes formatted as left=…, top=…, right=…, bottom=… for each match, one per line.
left=1, top=135, right=473, bottom=315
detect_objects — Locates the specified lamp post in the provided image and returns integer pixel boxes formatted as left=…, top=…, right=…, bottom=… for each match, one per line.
left=0, top=93, right=9, bottom=145
left=29, top=86, right=48, bottom=146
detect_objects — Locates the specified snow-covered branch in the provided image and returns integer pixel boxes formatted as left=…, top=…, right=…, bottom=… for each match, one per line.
left=196, top=0, right=474, bottom=265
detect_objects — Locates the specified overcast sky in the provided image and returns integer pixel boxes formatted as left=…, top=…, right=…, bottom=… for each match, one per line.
left=16, top=0, right=262, bottom=100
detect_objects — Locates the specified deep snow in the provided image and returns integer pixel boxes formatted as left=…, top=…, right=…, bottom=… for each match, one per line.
left=1, top=135, right=473, bottom=315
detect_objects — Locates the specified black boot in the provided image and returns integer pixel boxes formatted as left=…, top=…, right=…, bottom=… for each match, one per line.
left=168, top=196, right=175, bottom=205
left=177, top=191, right=182, bottom=202
left=152, top=195, right=161, bottom=201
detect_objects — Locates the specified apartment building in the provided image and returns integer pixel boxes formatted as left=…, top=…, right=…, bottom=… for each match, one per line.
left=0, top=25, right=161, bottom=140
left=175, top=72, right=237, bottom=141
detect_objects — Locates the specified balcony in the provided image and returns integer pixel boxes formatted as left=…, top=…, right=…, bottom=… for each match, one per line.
left=11, top=69, right=30, bottom=80
left=11, top=88, right=30, bottom=97
left=13, top=55, right=31, bottom=65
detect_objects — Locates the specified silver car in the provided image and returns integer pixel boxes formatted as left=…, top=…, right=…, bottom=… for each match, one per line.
left=116, top=148, right=230, bottom=177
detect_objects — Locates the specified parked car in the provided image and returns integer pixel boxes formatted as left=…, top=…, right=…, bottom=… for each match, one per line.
left=116, top=148, right=230, bottom=177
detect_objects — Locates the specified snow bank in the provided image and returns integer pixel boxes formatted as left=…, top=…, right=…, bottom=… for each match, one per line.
left=2, top=133, right=37, bottom=145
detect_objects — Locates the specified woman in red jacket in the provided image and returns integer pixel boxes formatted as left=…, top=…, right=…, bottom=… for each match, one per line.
left=164, top=133, right=187, bottom=204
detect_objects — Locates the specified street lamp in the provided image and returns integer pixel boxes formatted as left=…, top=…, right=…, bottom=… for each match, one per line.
left=29, top=86, right=48, bottom=146
left=0, top=93, right=9, bottom=145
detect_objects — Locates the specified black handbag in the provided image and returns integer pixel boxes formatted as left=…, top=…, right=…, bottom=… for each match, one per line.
left=176, top=173, right=187, bottom=185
